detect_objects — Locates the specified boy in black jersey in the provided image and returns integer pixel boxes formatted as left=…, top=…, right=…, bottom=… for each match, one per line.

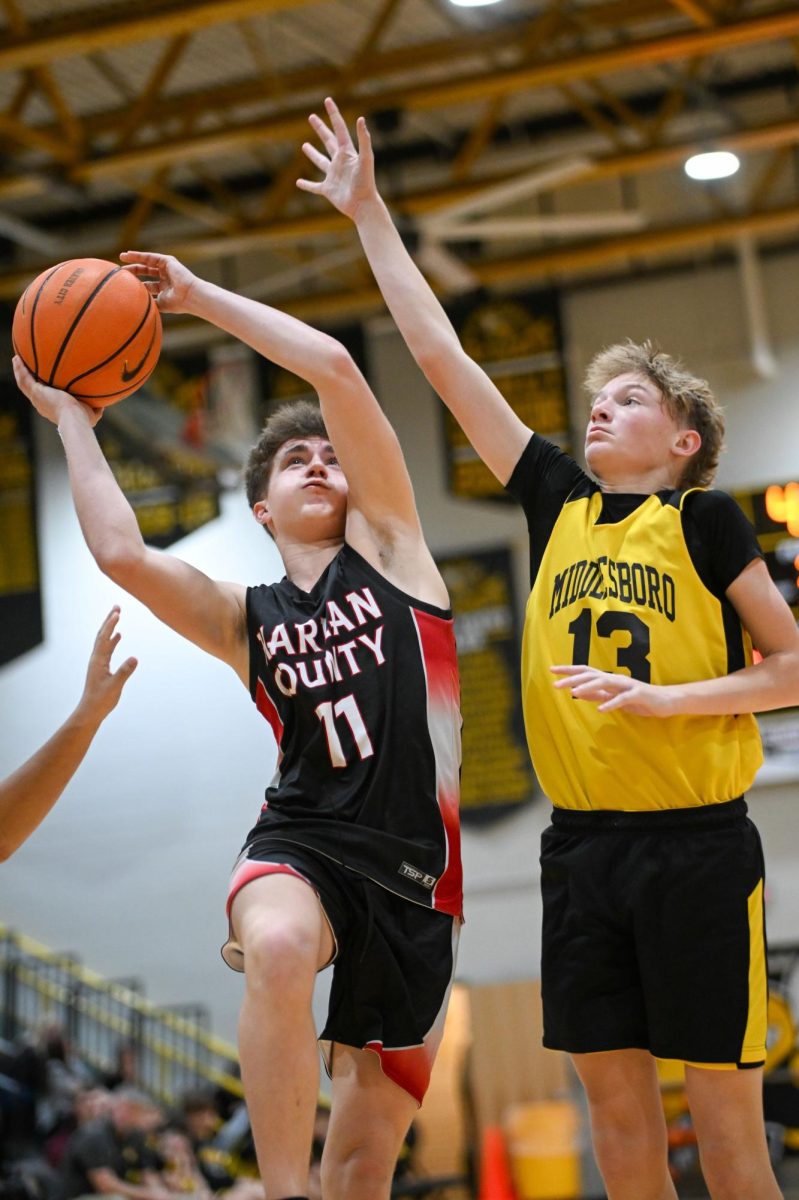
left=302, top=98, right=799, bottom=1200
left=13, top=250, right=462, bottom=1200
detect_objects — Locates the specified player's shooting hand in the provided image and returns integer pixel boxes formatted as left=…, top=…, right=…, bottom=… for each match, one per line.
left=297, top=96, right=378, bottom=220
left=77, top=607, right=138, bottom=723
left=120, top=250, right=197, bottom=314
left=12, top=355, right=103, bottom=428
left=551, top=663, right=679, bottom=717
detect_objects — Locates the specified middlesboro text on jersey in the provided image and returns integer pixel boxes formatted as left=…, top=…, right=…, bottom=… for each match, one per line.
left=255, top=585, right=387, bottom=697
left=549, top=556, right=676, bottom=622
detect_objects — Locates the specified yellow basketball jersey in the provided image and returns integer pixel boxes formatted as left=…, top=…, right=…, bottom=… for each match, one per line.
left=522, top=487, right=763, bottom=810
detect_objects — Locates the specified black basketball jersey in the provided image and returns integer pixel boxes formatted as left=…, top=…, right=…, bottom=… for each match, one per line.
left=243, top=543, right=463, bottom=917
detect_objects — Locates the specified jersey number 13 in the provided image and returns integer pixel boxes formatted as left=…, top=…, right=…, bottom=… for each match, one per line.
left=568, top=608, right=652, bottom=682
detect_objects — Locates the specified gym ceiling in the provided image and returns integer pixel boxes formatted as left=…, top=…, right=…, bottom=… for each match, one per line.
left=2, top=0, right=799, bottom=341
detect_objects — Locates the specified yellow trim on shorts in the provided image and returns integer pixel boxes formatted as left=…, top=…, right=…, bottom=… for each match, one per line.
left=682, top=1060, right=740, bottom=1071
left=660, top=879, right=768, bottom=1073
left=740, top=878, right=768, bottom=1065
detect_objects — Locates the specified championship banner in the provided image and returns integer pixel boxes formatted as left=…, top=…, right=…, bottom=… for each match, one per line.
left=734, top=480, right=799, bottom=784
left=96, top=351, right=223, bottom=550
left=442, top=290, right=570, bottom=502
left=438, top=546, right=535, bottom=823
left=0, top=378, right=43, bottom=665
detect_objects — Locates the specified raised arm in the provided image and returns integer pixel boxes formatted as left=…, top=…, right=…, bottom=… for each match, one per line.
left=297, top=97, right=532, bottom=487
left=120, top=252, right=438, bottom=592
left=12, top=357, right=247, bottom=680
left=0, top=608, right=136, bottom=861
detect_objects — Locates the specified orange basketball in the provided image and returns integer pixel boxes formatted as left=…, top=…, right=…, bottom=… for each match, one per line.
left=12, top=258, right=162, bottom=407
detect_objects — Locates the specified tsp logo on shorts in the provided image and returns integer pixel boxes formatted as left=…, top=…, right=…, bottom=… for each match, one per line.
left=399, top=861, right=436, bottom=890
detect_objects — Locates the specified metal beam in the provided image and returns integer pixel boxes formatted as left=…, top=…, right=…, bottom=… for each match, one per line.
left=60, top=0, right=659, bottom=143
left=0, top=0, right=321, bottom=72
left=666, top=0, right=717, bottom=28
left=4, top=112, right=790, bottom=273
left=38, top=7, right=799, bottom=186
left=387, top=8, right=799, bottom=112
left=476, top=204, right=799, bottom=285
left=4, top=202, right=799, bottom=310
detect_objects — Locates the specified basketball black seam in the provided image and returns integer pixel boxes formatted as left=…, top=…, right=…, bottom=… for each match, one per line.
left=28, top=262, right=66, bottom=380
left=47, top=265, right=123, bottom=386
left=64, top=294, right=155, bottom=390
left=69, top=318, right=159, bottom=399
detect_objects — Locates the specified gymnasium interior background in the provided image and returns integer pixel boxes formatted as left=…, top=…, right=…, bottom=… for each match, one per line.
left=2, top=1, right=799, bottom=1196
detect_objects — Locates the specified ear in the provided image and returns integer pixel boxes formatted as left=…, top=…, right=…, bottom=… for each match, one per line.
left=252, top=499, right=274, bottom=533
left=674, top=428, right=701, bottom=459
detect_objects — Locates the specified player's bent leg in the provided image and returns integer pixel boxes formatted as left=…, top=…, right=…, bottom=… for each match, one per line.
left=231, top=873, right=335, bottom=1200
left=685, top=1065, right=781, bottom=1199
left=571, top=1049, right=678, bottom=1200
left=322, top=1043, right=419, bottom=1200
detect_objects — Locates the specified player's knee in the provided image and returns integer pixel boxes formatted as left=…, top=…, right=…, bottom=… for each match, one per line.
left=322, top=1142, right=394, bottom=1200
left=699, top=1156, right=758, bottom=1198
left=589, top=1101, right=667, bottom=1177
left=240, top=917, right=318, bottom=995
left=592, top=1135, right=670, bottom=1192
left=697, top=1135, right=771, bottom=1197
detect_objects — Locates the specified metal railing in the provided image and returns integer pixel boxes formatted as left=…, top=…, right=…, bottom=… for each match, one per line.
left=0, top=925, right=243, bottom=1106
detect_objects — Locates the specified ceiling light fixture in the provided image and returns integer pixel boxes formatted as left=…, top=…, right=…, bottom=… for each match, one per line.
left=448, top=0, right=503, bottom=7
left=684, top=150, right=740, bottom=181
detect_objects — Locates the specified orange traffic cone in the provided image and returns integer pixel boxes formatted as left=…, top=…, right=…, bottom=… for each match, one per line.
left=478, top=1124, right=517, bottom=1199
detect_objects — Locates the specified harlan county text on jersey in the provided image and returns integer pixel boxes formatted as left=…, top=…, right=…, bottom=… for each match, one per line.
left=255, top=585, right=386, bottom=696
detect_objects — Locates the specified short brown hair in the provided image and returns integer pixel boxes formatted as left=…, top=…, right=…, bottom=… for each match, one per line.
left=244, top=399, right=329, bottom=509
left=584, top=339, right=725, bottom=488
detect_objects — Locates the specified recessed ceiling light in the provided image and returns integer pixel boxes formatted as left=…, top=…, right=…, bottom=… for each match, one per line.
left=684, top=151, right=740, bottom=181
left=448, top=0, right=503, bottom=7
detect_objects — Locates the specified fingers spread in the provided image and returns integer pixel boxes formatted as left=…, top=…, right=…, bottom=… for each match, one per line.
left=324, top=96, right=354, bottom=148
left=308, top=112, right=337, bottom=156
left=355, top=116, right=374, bottom=162
left=95, top=607, right=120, bottom=645
left=302, top=141, right=329, bottom=173
left=116, top=657, right=138, bottom=682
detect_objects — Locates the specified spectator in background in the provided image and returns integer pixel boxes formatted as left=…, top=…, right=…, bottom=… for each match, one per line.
left=178, top=1092, right=262, bottom=1200
left=36, top=1026, right=96, bottom=1141
left=156, top=1125, right=211, bottom=1199
left=59, top=1086, right=169, bottom=1200
left=99, top=1041, right=139, bottom=1093
left=0, top=1031, right=48, bottom=1157
left=45, top=1087, right=111, bottom=1171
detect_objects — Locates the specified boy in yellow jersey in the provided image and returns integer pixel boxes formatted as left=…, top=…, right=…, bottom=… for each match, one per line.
left=299, top=97, right=799, bottom=1200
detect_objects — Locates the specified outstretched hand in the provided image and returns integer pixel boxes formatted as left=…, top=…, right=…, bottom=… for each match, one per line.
left=77, top=607, right=138, bottom=723
left=120, top=250, right=197, bottom=314
left=297, top=97, right=377, bottom=219
left=12, top=355, right=102, bottom=428
left=551, top=664, right=679, bottom=717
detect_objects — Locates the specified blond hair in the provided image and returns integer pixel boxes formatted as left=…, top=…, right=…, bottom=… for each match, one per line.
left=584, top=339, right=725, bottom=488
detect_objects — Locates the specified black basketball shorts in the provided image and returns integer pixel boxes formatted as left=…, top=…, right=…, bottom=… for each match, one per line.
left=540, top=798, right=768, bottom=1068
left=222, top=840, right=460, bottom=1104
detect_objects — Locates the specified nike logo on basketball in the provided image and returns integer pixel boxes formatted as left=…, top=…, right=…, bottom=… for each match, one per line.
left=121, top=347, right=151, bottom=382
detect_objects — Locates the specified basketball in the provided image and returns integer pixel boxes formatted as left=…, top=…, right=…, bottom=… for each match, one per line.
left=12, top=258, right=162, bottom=407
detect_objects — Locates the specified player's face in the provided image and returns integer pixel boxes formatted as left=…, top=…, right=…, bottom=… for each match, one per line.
left=255, top=436, right=348, bottom=541
left=585, top=372, right=689, bottom=489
